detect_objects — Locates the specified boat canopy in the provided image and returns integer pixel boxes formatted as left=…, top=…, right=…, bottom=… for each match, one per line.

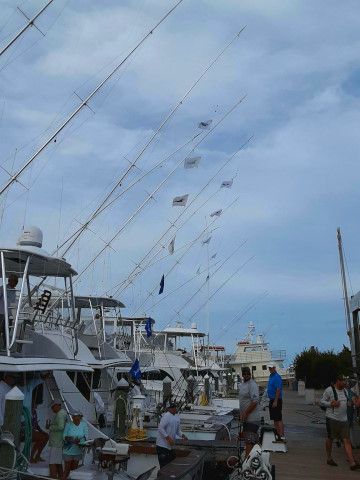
left=0, top=356, right=93, bottom=372
left=53, top=296, right=125, bottom=309
left=0, top=246, right=77, bottom=277
left=162, top=326, right=206, bottom=337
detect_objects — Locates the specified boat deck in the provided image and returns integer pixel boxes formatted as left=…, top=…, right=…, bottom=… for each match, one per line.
left=273, top=389, right=360, bottom=479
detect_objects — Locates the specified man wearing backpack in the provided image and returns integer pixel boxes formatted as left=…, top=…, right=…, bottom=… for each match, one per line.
left=320, top=373, right=360, bottom=470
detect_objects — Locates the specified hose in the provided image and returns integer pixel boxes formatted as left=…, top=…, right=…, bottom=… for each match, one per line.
left=17, top=406, right=32, bottom=470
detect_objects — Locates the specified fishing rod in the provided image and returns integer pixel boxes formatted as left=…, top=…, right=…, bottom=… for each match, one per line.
left=55, top=26, right=246, bottom=256
left=0, top=0, right=55, bottom=58
left=108, top=100, right=250, bottom=296
left=131, top=193, right=243, bottom=316
left=0, top=0, right=185, bottom=196
left=167, top=241, right=248, bottom=324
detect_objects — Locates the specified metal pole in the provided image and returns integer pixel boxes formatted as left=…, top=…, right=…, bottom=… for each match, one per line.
left=10, top=256, right=29, bottom=348
left=0, top=0, right=184, bottom=196
left=1, top=252, right=10, bottom=356
left=0, top=0, right=54, bottom=57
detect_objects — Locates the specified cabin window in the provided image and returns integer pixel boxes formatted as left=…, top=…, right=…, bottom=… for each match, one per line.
left=67, top=371, right=75, bottom=382
left=32, top=384, right=44, bottom=406
left=92, top=369, right=101, bottom=389
left=252, top=366, right=257, bottom=371
left=262, top=365, right=267, bottom=370
left=76, top=372, right=91, bottom=402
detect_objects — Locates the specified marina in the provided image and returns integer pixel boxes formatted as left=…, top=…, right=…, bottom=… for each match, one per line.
left=1, top=1, right=360, bottom=479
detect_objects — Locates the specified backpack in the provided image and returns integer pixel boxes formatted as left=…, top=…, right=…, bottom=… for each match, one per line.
left=320, top=385, right=337, bottom=411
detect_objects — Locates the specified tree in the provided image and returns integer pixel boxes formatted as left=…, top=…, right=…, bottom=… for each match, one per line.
left=294, top=345, right=352, bottom=389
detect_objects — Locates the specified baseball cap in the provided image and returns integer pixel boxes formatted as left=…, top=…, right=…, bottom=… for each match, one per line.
left=51, top=400, right=62, bottom=407
left=168, top=402, right=177, bottom=408
left=268, top=364, right=276, bottom=368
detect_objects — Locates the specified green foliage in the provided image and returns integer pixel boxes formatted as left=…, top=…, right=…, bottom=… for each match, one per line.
left=294, top=345, right=352, bottom=389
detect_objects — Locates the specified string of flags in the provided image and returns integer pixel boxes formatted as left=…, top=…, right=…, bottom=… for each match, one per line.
left=184, top=156, right=201, bottom=169
left=172, top=194, right=189, bottom=207
left=221, top=179, right=233, bottom=188
left=198, top=119, right=213, bottom=130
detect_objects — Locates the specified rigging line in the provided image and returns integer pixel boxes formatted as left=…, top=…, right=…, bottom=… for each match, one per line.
left=217, top=291, right=269, bottom=342
left=56, top=26, right=246, bottom=257
left=73, top=133, right=205, bottom=283
left=131, top=193, right=243, bottom=316
left=167, top=241, right=248, bottom=325
left=0, top=0, right=55, bottom=57
left=109, top=186, right=223, bottom=296
left=185, top=256, right=255, bottom=325
left=108, top=100, right=250, bottom=296
left=55, top=130, right=203, bottom=256
left=0, top=0, right=185, bottom=197
left=145, top=261, right=222, bottom=312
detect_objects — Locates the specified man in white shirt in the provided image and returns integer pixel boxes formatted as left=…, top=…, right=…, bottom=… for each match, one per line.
left=321, top=374, right=360, bottom=470
left=156, top=402, right=188, bottom=468
left=239, top=367, right=261, bottom=455
left=0, top=274, right=18, bottom=349
left=0, top=373, right=17, bottom=426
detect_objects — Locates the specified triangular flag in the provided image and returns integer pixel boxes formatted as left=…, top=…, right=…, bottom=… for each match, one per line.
left=210, top=209, right=222, bottom=217
left=198, top=119, right=213, bottom=130
left=172, top=194, right=189, bottom=207
left=221, top=179, right=233, bottom=189
left=168, top=237, right=176, bottom=255
left=184, top=156, right=201, bottom=169
left=206, top=274, right=210, bottom=281
left=202, top=236, right=212, bottom=245
left=159, top=274, right=165, bottom=294
left=211, top=253, right=217, bottom=259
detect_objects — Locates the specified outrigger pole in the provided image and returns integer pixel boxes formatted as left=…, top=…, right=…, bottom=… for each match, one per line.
left=337, top=227, right=358, bottom=375
left=0, top=0, right=55, bottom=58
left=0, top=0, right=185, bottom=196
left=56, top=26, right=247, bottom=257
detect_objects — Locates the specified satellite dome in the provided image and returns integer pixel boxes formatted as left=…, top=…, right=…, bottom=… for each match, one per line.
left=17, top=226, right=43, bottom=248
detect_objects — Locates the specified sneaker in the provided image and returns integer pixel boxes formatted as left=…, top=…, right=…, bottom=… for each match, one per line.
left=327, top=459, right=338, bottom=467
left=350, top=464, right=360, bottom=471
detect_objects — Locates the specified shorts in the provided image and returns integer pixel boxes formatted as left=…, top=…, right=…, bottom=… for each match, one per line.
left=326, top=418, right=349, bottom=440
left=243, top=422, right=260, bottom=445
left=269, top=398, right=283, bottom=421
left=49, top=447, right=63, bottom=464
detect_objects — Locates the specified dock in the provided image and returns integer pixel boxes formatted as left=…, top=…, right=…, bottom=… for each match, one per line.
left=273, top=389, right=358, bottom=479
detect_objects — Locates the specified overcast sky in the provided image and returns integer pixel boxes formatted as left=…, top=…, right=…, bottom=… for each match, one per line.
left=1, top=0, right=360, bottom=362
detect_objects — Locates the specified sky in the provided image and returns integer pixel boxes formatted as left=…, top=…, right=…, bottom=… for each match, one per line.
left=1, top=0, right=360, bottom=363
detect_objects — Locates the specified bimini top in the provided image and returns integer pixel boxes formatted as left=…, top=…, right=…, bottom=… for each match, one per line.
left=0, top=247, right=77, bottom=277
left=0, top=356, right=93, bottom=373
left=162, top=324, right=206, bottom=337
left=0, top=226, right=77, bottom=277
left=53, top=296, right=125, bottom=309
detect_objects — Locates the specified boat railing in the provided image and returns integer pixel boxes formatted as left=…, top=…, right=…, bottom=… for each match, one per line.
left=271, top=349, right=287, bottom=361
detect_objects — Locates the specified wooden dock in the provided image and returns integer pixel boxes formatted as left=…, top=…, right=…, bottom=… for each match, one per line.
left=273, top=389, right=360, bottom=479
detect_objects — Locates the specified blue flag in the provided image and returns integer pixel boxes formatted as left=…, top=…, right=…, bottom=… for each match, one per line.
left=159, top=274, right=165, bottom=294
left=129, top=359, right=141, bottom=380
left=145, top=317, right=153, bottom=337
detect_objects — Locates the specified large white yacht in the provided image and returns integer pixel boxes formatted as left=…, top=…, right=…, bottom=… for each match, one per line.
left=230, top=322, right=292, bottom=385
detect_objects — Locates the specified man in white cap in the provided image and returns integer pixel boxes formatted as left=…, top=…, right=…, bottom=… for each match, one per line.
left=48, top=400, right=67, bottom=479
left=156, top=402, right=188, bottom=468
left=267, top=364, right=285, bottom=441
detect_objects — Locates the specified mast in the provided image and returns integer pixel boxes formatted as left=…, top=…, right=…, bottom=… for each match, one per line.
left=336, top=227, right=357, bottom=373
left=0, top=0, right=184, bottom=197
left=0, top=0, right=55, bottom=58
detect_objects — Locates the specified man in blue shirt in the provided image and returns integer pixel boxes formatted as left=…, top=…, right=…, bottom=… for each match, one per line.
left=267, top=364, right=285, bottom=441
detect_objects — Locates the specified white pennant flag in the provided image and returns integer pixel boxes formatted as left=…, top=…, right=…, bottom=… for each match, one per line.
left=211, top=253, right=217, bottom=259
left=168, top=237, right=176, bottom=255
left=221, top=179, right=233, bottom=189
left=184, top=156, right=201, bottom=169
left=210, top=209, right=222, bottom=217
left=172, top=194, right=189, bottom=207
left=198, top=119, right=213, bottom=130
left=202, top=236, right=212, bottom=245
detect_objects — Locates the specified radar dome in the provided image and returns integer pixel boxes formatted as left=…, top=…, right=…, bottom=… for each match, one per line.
left=17, top=226, right=43, bottom=248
